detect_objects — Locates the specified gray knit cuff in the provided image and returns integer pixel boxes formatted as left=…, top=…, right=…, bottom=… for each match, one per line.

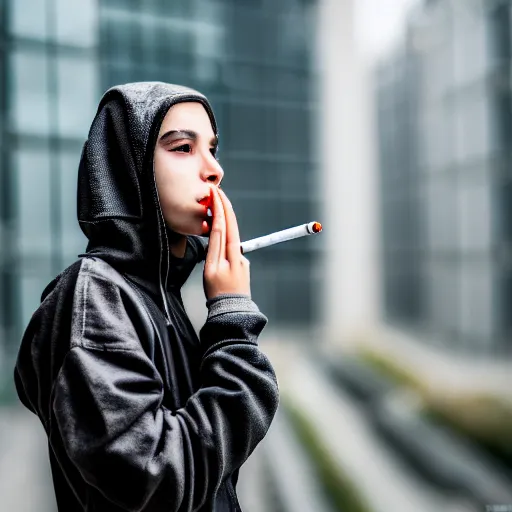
left=206, top=294, right=260, bottom=319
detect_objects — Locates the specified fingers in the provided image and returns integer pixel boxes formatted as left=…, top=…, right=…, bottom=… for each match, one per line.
left=205, top=187, right=241, bottom=266
left=218, top=188, right=241, bottom=262
left=205, top=186, right=226, bottom=267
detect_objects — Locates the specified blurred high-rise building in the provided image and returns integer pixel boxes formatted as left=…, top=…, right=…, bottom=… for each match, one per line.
left=376, top=0, right=512, bottom=355
left=0, top=0, right=319, bottom=400
left=0, top=0, right=98, bottom=402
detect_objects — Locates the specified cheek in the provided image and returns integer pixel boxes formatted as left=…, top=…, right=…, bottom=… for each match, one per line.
left=155, top=157, right=178, bottom=206
left=154, top=156, right=193, bottom=214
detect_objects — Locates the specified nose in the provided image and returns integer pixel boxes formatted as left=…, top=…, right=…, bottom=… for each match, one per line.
left=201, top=151, right=224, bottom=186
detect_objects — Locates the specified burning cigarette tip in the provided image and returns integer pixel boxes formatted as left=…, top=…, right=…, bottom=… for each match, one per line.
left=312, top=222, right=322, bottom=233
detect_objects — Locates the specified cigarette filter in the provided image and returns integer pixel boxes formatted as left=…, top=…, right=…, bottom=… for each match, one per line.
left=240, top=221, right=322, bottom=254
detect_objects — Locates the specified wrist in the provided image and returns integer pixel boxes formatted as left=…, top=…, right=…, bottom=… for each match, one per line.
left=206, top=294, right=258, bottom=318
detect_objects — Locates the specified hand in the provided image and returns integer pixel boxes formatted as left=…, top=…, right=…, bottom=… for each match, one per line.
left=203, top=187, right=251, bottom=300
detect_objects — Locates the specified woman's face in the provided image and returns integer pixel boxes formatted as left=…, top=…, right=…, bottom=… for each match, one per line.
left=154, top=101, right=223, bottom=236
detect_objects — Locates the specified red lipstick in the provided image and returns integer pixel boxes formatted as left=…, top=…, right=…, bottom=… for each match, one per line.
left=199, top=189, right=213, bottom=218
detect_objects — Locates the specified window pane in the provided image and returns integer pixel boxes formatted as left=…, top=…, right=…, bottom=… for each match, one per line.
left=224, top=102, right=310, bottom=158
left=55, top=0, right=98, bottom=47
left=9, top=0, right=48, bottom=40
left=229, top=8, right=264, bottom=61
left=276, top=106, right=311, bottom=158
left=57, top=55, right=99, bottom=138
left=16, top=147, right=52, bottom=257
left=457, top=174, right=492, bottom=252
left=221, top=156, right=276, bottom=194
left=424, top=106, right=452, bottom=170
left=20, top=272, right=53, bottom=332
left=233, top=196, right=280, bottom=240
left=9, top=50, right=50, bottom=135
left=455, top=91, right=490, bottom=162
left=428, top=262, right=459, bottom=337
left=59, top=150, right=88, bottom=261
left=280, top=197, right=312, bottom=231
left=491, top=90, right=512, bottom=153
left=248, top=263, right=277, bottom=322
left=225, top=102, right=264, bottom=153
left=459, top=262, right=494, bottom=342
left=275, top=263, right=312, bottom=324
left=426, top=177, right=457, bottom=251
left=488, top=4, right=511, bottom=62
left=277, top=161, right=313, bottom=199
left=453, top=10, right=487, bottom=86
left=102, top=10, right=137, bottom=63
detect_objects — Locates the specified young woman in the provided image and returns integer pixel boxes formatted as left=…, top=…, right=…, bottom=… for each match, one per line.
left=14, top=82, right=279, bottom=512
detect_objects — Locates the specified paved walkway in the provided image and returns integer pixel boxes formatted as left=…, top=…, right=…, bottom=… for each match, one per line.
left=237, top=433, right=270, bottom=512
left=262, top=408, right=333, bottom=512
left=0, top=407, right=56, bottom=512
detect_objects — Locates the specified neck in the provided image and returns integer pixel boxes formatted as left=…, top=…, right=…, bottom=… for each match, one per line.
left=169, top=235, right=187, bottom=258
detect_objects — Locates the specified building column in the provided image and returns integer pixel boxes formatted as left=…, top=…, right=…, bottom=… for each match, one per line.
left=317, top=0, right=381, bottom=347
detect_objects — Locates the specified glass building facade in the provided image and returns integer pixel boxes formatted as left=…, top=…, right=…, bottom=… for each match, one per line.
left=376, top=0, right=512, bottom=355
left=0, top=0, right=319, bottom=399
left=0, top=0, right=98, bottom=400
left=376, top=42, right=422, bottom=328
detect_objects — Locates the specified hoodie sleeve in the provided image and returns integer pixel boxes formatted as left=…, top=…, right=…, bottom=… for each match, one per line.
left=52, top=269, right=279, bottom=512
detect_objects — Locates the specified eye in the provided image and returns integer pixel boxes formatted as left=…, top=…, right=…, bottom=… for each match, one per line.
left=170, top=143, right=192, bottom=153
left=210, top=147, right=218, bottom=158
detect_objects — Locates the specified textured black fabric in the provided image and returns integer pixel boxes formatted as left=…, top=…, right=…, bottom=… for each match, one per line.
left=14, top=82, right=279, bottom=512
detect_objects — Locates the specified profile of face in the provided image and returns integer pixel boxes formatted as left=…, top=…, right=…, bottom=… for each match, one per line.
left=154, top=101, right=223, bottom=236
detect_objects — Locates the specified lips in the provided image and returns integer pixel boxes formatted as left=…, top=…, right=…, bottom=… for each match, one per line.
left=198, top=187, right=213, bottom=205
left=198, top=192, right=213, bottom=218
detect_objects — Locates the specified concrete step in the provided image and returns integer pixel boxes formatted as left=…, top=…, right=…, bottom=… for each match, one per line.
left=237, top=433, right=273, bottom=512
left=373, top=391, right=512, bottom=506
left=319, top=349, right=512, bottom=506
left=262, top=408, right=334, bottom=512
left=274, top=344, right=481, bottom=512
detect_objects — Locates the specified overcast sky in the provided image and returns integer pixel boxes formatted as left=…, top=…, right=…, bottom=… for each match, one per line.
left=354, top=0, right=420, bottom=61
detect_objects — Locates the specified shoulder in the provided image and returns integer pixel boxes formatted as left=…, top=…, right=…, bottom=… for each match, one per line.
left=70, top=257, right=154, bottom=351
left=40, top=259, right=84, bottom=303
left=74, top=257, right=150, bottom=314
left=77, top=256, right=132, bottom=290
left=76, top=257, right=156, bottom=348
left=41, top=257, right=137, bottom=305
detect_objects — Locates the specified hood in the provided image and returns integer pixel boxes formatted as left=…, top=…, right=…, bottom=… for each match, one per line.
left=77, top=82, right=216, bottom=325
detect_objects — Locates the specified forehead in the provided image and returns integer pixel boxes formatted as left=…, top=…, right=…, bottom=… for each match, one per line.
left=159, top=101, right=214, bottom=136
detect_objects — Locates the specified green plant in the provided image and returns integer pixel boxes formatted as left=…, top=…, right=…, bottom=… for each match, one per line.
left=356, top=346, right=512, bottom=456
left=357, top=346, right=427, bottom=393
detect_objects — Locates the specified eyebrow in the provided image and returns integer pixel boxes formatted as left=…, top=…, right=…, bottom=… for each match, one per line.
left=159, top=130, right=218, bottom=147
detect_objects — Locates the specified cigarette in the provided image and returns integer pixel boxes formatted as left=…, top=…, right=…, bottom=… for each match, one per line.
left=240, top=221, right=322, bottom=254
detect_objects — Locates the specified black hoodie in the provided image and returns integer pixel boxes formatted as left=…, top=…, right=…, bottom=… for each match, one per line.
left=13, top=82, right=280, bottom=512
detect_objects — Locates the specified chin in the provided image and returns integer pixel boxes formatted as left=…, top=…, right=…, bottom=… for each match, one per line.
left=168, top=223, right=206, bottom=237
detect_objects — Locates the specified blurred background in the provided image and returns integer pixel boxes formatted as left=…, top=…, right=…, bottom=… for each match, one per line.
left=1, top=0, right=512, bottom=510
